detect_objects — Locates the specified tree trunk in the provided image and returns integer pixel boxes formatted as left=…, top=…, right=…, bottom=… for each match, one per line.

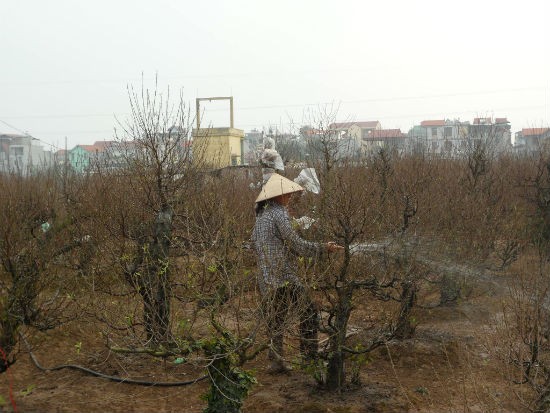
left=326, top=345, right=345, bottom=391
left=0, top=255, right=40, bottom=372
left=203, top=335, right=254, bottom=413
left=394, top=281, right=417, bottom=340
left=141, top=206, right=173, bottom=344
left=0, top=315, right=18, bottom=373
left=534, top=376, right=550, bottom=413
left=440, top=273, right=459, bottom=306
left=325, top=288, right=352, bottom=391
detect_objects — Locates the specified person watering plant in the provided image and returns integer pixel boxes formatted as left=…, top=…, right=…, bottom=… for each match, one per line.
left=252, top=173, right=343, bottom=374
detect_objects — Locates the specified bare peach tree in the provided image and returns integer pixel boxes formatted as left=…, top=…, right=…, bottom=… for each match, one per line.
left=296, top=108, right=433, bottom=391
left=431, top=124, right=519, bottom=305
left=89, top=81, right=199, bottom=346
left=60, top=81, right=264, bottom=410
left=496, top=149, right=550, bottom=412
left=0, top=171, right=82, bottom=372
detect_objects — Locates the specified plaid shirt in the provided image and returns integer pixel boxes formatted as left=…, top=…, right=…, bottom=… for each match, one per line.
left=252, top=202, right=325, bottom=293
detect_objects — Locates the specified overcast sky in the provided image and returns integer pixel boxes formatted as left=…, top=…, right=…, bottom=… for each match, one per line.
left=1, top=0, right=549, bottom=151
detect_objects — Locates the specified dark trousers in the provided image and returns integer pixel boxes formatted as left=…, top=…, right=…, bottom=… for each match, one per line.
left=263, top=283, right=319, bottom=360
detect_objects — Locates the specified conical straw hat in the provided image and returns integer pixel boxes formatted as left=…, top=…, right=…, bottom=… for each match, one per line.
left=255, top=173, right=304, bottom=203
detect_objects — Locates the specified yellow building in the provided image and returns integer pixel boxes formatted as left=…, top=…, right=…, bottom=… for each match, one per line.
left=192, top=96, right=244, bottom=168
left=193, top=126, right=244, bottom=168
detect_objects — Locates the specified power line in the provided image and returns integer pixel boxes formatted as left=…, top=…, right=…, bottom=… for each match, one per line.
left=2, top=93, right=546, bottom=146
left=0, top=119, right=63, bottom=151
left=1, top=86, right=544, bottom=119
left=0, top=67, right=400, bottom=86
left=237, top=87, right=544, bottom=111
left=0, top=113, right=127, bottom=120
left=3, top=102, right=545, bottom=139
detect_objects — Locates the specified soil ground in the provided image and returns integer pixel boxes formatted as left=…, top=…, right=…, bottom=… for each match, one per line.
left=0, top=268, right=529, bottom=413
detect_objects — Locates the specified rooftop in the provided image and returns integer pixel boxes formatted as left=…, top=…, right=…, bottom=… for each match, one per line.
left=420, top=120, right=446, bottom=127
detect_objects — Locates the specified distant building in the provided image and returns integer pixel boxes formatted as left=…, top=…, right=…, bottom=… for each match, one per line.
left=243, top=129, right=264, bottom=165
left=67, top=141, right=119, bottom=173
left=68, top=144, right=97, bottom=173
left=192, top=96, right=245, bottom=169
left=0, top=133, right=53, bottom=175
left=408, top=117, right=511, bottom=157
left=363, top=129, right=407, bottom=154
left=90, top=140, right=130, bottom=171
left=54, top=149, right=68, bottom=166
left=469, top=117, right=511, bottom=154
left=193, top=127, right=245, bottom=168
left=336, top=137, right=361, bottom=159
left=514, top=128, right=550, bottom=153
left=329, top=121, right=381, bottom=152
left=408, top=119, right=468, bottom=156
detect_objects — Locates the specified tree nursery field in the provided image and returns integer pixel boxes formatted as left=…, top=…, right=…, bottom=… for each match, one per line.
left=2, top=97, right=550, bottom=412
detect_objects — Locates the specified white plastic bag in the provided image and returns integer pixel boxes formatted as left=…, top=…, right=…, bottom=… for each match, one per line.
left=294, top=168, right=320, bottom=194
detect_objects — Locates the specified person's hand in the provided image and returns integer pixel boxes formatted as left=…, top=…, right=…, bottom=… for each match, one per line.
left=326, top=241, right=344, bottom=253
